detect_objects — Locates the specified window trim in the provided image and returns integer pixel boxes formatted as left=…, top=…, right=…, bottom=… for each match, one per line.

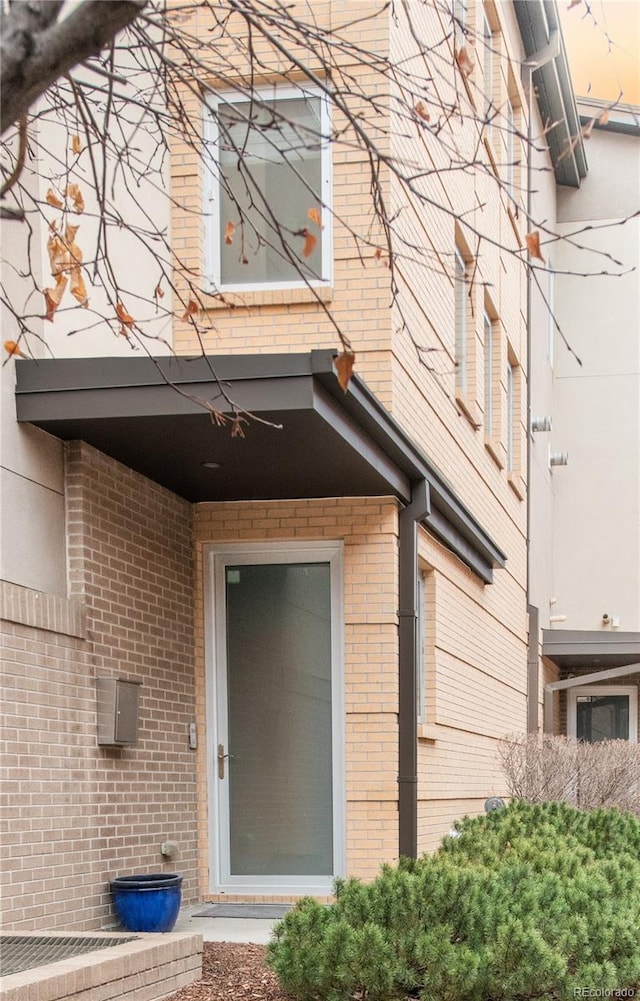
left=567, top=686, right=638, bottom=744
left=483, top=309, right=494, bottom=439
left=482, top=8, right=494, bottom=134
left=416, top=572, right=426, bottom=725
left=454, top=248, right=468, bottom=397
left=203, top=85, right=333, bottom=294
left=505, top=96, right=515, bottom=199
left=204, top=539, right=346, bottom=894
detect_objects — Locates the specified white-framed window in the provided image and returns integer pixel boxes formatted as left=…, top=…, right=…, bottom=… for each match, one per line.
left=204, top=86, right=332, bottom=291
left=506, top=97, right=515, bottom=198
left=416, top=573, right=426, bottom=725
left=506, top=358, right=516, bottom=472
left=482, top=8, right=494, bottom=132
left=483, top=309, right=494, bottom=437
left=453, top=0, right=467, bottom=35
left=454, top=248, right=468, bottom=396
left=568, top=686, right=638, bottom=744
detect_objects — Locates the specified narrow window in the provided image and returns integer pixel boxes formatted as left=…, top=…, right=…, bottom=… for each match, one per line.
left=453, top=0, right=467, bottom=33
left=483, top=10, right=493, bottom=133
left=506, top=98, right=515, bottom=198
left=484, top=310, right=494, bottom=437
left=416, top=573, right=426, bottom=725
left=455, top=249, right=468, bottom=396
left=506, top=360, right=516, bottom=472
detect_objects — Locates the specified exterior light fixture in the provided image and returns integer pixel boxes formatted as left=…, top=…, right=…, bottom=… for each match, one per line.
left=549, top=450, right=568, bottom=467
left=202, top=461, right=222, bottom=469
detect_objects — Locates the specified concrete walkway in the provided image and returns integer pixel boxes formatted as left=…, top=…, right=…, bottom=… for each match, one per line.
left=173, top=904, right=279, bottom=944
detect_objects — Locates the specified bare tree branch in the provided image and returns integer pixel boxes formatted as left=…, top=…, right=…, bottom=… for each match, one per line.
left=1, top=0, right=147, bottom=135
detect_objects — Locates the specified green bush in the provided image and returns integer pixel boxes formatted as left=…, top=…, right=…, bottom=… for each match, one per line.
left=267, top=801, right=640, bottom=1001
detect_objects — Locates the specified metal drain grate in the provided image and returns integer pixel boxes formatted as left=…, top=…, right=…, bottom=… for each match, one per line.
left=0, top=935, right=138, bottom=976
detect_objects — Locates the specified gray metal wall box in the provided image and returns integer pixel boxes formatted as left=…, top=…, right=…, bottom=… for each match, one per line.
left=97, top=677, right=142, bottom=746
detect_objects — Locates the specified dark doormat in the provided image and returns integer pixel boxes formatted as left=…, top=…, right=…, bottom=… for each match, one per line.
left=192, top=903, right=293, bottom=919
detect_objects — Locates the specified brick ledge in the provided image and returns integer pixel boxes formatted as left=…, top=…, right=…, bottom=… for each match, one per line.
left=0, top=581, right=88, bottom=639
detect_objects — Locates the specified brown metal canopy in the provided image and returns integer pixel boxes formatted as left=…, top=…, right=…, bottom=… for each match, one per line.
left=15, top=349, right=505, bottom=582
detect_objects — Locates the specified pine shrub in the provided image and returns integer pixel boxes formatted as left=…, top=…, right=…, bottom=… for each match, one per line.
left=267, top=800, right=640, bottom=1000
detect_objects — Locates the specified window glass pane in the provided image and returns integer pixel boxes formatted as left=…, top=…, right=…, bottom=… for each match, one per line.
left=218, top=96, right=324, bottom=285
left=416, top=575, right=426, bottom=724
left=225, top=562, right=333, bottom=876
left=455, top=251, right=467, bottom=394
left=506, top=99, right=515, bottom=196
left=506, top=362, right=515, bottom=471
left=483, top=11, right=493, bottom=125
left=484, top=312, right=493, bottom=435
left=576, top=695, right=630, bottom=742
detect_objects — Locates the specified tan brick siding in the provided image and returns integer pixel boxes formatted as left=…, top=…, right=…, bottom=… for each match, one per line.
left=193, top=497, right=400, bottom=889
left=1, top=442, right=198, bottom=930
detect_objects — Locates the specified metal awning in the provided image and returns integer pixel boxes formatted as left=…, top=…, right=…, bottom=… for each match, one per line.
left=15, top=349, right=505, bottom=582
left=543, top=629, right=640, bottom=670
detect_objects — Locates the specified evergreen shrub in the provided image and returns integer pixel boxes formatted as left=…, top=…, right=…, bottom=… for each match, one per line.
left=267, top=800, right=640, bottom=1001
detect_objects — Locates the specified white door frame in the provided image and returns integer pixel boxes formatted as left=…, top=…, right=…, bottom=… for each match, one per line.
left=567, top=685, right=638, bottom=743
left=204, top=540, right=346, bottom=895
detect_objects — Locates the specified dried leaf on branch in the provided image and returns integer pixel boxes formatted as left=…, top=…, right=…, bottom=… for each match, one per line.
left=300, top=228, right=317, bottom=258
left=455, top=47, right=474, bottom=78
left=525, top=230, right=545, bottom=262
left=182, top=299, right=200, bottom=321
left=224, top=221, right=236, bottom=245
left=415, top=101, right=431, bottom=122
left=307, top=207, right=324, bottom=229
left=66, top=183, right=85, bottom=213
left=116, top=302, right=136, bottom=327
left=4, top=339, right=27, bottom=357
left=46, top=189, right=64, bottom=209
left=335, top=350, right=355, bottom=393
left=44, top=274, right=68, bottom=321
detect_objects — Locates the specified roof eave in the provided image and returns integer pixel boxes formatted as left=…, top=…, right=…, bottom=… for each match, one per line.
left=515, top=0, right=588, bottom=187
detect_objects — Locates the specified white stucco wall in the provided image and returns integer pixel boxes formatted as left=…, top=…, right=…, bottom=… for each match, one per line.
left=550, top=126, right=640, bottom=632
left=1, top=88, right=172, bottom=594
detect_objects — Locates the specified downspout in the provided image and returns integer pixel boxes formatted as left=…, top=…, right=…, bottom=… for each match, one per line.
left=398, top=479, right=430, bottom=859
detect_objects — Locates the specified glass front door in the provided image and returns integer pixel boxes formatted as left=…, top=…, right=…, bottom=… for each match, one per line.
left=576, top=694, right=630, bottom=742
left=569, top=686, right=638, bottom=743
left=208, top=544, right=344, bottom=894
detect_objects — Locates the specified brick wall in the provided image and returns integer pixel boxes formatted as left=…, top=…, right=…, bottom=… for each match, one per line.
left=193, top=497, right=400, bottom=889
left=0, top=442, right=197, bottom=930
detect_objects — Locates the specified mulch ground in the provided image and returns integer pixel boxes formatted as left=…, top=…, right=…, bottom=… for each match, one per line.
left=167, top=942, right=294, bottom=1001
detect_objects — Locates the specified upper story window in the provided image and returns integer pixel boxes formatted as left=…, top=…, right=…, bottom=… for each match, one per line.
left=482, top=8, right=494, bottom=133
left=483, top=309, right=495, bottom=437
left=506, top=357, right=517, bottom=473
left=454, top=248, right=469, bottom=396
left=205, top=87, right=332, bottom=291
left=505, top=97, right=515, bottom=198
left=452, top=0, right=467, bottom=32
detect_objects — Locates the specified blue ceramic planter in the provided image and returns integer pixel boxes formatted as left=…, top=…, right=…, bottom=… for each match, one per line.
left=111, top=873, right=182, bottom=932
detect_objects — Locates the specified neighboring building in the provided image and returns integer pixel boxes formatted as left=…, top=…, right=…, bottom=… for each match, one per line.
left=527, top=91, right=640, bottom=740
left=1, top=0, right=610, bottom=933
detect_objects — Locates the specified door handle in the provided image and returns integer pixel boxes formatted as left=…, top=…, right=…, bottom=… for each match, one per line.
left=217, top=743, right=233, bottom=779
